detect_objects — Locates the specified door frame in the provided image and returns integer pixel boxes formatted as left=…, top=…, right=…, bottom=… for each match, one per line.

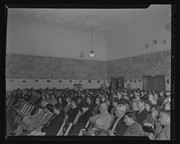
left=143, top=75, right=165, bottom=91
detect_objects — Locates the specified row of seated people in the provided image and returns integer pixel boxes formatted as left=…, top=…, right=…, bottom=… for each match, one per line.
left=8, top=94, right=170, bottom=140
left=7, top=87, right=171, bottom=140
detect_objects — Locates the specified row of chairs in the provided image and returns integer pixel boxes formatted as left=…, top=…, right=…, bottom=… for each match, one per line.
left=29, top=110, right=82, bottom=136
left=7, top=96, right=95, bottom=136
left=9, top=98, right=39, bottom=124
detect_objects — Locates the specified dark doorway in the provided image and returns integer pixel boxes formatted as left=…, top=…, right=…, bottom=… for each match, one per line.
left=143, top=75, right=165, bottom=92
left=110, top=76, right=124, bottom=90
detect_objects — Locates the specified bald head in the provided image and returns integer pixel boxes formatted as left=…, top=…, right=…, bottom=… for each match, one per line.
left=99, top=102, right=109, bottom=114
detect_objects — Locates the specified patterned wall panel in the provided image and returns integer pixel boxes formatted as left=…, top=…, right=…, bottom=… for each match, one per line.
left=6, top=54, right=107, bottom=80
left=107, top=50, right=171, bottom=79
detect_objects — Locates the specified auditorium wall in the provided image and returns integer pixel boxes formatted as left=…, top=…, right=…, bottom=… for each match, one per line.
left=107, top=50, right=171, bottom=91
left=6, top=54, right=108, bottom=90
left=6, top=50, right=171, bottom=91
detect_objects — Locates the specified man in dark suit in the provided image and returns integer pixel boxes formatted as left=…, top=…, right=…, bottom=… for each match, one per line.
left=66, top=99, right=80, bottom=123
left=41, top=108, right=64, bottom=136
left=135, top=98, right=149, bottom=126
left=123, top=110, right=144, bottom=136
left=108, top=104, right=127, bottom=136
left=68, top=96, right=94, bottom=136
left=63, top=96, right=72, bottom=115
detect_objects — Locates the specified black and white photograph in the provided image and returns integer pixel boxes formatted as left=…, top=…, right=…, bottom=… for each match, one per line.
left=5, top=4, right=175, bottom=140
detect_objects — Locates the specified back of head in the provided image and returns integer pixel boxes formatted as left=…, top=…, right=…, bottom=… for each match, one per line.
left=100, top=102, right=109, bottom=112
left=46, top=104, right=54, bottom=113
left=125, top=110, right=137, bottom=121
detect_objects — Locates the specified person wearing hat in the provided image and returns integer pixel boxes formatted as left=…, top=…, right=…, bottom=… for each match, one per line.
left=135, top=98, right=150, bottom=126
left=123, top=110, right=144, bottom=136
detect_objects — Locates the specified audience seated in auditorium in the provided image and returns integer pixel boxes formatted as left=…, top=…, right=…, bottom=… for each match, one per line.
left=6, top=86, right=171, bottom=139
left=135, top=98, right=149, bottom=126
left=82, top=102, right=112, bottom=135
left=142, top=105, right=161, bottom=137
left=68, top=96, right=94, bottom=135
left=92, top=97, right=101, bottom=116
left=123, top=110, right=144, bottom=136
left=65, top=99, right=80, bottom=123
left=150, top=110, right=170, bottom=140
left=14, top=104, right=54, bottom=135
left=108, top=104, right=127, bottom=136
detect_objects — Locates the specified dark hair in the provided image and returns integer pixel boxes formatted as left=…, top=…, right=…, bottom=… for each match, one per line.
left=46, top=104, right=54, bottom=113
left=138, top=98, right=146, bottom=103
left=125, top=110, right=137, bottom=120
left=161, top=110, right=171, bottom=116
left=151, top=105, right=161, bottom=112
left=71, top=98, right=78, bottom=105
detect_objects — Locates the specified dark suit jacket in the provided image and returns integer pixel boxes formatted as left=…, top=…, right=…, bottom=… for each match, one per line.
left=42, top=113, right=65, bottom=136
left=113, top=116, right=127, bottom=136
left=67, top=106, right=79, bottom=123
left=135, top=109, right=149, bottom=126
left=77, top=102, right=94, bottom=124
left=123, top=122, right=144, bottom=136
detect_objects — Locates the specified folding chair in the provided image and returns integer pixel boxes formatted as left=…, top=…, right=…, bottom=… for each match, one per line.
left=57, top=119, right=66, bottom=136
left=15, top=103, right=31, bottom=123
left=6, top=99, right=15, bottom=112
left=17, top=104, right=35, bottom=123
left=65, top=111, right=82, bottom=136
left=21, top=102, right=29, bottom=113
left=18, top=99, right=26, bottom=110
left=64, top=123, right=73, bottom=136
left=78, top=120, right=90, bottom=136
left=24, top=104, right=33, bottom=116
left=78, top=120, right=95, bottom=136
left=73, top=111, right=81, bottom=125
left=27, top=105, right=35, bottom=116
left=11, top=99, right=22, bottom=119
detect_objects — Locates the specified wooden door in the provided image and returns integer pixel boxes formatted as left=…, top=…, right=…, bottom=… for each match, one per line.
left=143, top=75, right=165, bottom=92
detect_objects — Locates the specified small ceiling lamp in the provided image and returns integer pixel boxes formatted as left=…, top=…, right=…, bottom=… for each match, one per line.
left=89, top=50, right=95, bottom=57
left=87, top=21, right=98, bottom=58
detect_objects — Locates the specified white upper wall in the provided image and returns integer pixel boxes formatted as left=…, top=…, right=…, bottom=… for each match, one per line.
left=6, top=5, right=171, bottom=61
left=104, top=5, right=171, bottom=60
left=6, top=16, right=107, bottom=61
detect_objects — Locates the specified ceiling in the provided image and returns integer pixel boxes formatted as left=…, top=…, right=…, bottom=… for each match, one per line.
left=7, top=5, right=171, bottom=60
left=8, top=5, right=171, bottom=33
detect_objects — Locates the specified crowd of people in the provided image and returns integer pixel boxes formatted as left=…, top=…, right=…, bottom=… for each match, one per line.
left=6, top=85, right=171, bottom=140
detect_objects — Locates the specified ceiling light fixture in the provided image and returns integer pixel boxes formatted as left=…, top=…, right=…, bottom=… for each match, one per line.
left=88, top=21, right=95, bottom=58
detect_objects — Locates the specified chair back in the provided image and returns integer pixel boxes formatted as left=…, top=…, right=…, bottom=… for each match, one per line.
left=57, top=119, right=66, bottom=136
left=64, top=123, right=73, bottom=136
left=73, top=111, right=81, bottom=125
left=27, top=106, right=35, bottom=116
